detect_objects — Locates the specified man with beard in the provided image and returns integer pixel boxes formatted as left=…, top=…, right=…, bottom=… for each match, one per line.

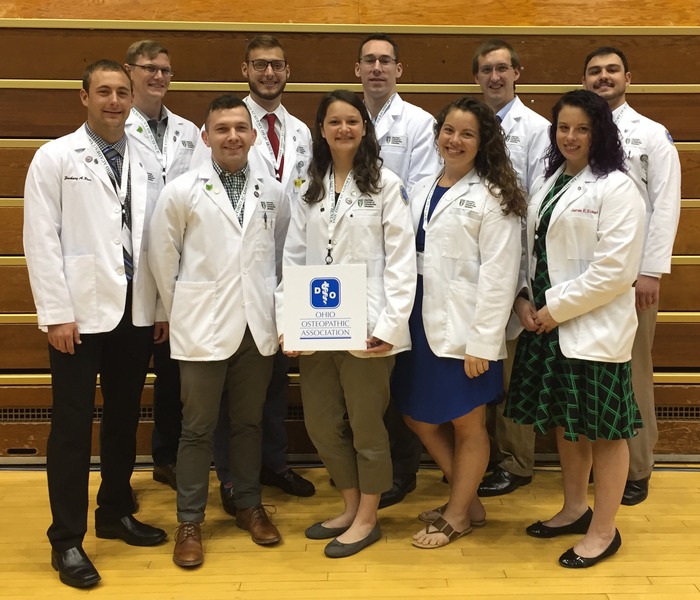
left=192, top=35, right=315, bottom=507
left=583, top=46, right=681, bottom=506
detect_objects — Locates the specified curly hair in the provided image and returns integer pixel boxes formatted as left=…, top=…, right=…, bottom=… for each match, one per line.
left=304, top=90, right=383, bottom=204
left=543, top=89, right=626, bottom=178
left=434, top=96, right=527, bottom=217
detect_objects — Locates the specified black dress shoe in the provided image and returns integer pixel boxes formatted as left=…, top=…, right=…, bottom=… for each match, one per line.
left=260, top=467, right=316, bottom=497
left=526, top=507, right=593, bottom=538
left=95, top=515, right=167, bottom=546
left=220, top=482, right=237, bottom=516
left=621, top=476, right=649, bottom=506
left=378, top=474, right=417, bottom=509
left=51, top=547, right=101, bottom=588
left=153, top=463, right=177, bottom=490
left=559, top=529, right=622, bottom=568
left=477, top=467, right=532, bottom=497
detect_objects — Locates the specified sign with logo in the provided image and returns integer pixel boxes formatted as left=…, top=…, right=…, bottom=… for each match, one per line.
left=283, top=264, right=367, bottom=351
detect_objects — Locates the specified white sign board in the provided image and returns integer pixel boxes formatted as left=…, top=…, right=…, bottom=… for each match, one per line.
left=283, top=264, right=367, bottom=351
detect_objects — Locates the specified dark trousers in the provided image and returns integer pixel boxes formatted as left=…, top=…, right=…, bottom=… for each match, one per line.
left=384, top=397, right=422, bottom=478
left=46, top=292, right=153, bottom=551
left=151, top=339, right=182, bottom=466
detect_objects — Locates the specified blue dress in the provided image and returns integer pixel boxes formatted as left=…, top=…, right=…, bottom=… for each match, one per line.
left=392, top=185, right=504, bottom=424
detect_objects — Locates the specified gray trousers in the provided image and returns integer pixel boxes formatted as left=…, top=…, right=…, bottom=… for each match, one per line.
left=300, top=352, right=394, bottom=494
left=627, top=305, right=658, bottom=480
left=176, top=329, right=273, bottom=523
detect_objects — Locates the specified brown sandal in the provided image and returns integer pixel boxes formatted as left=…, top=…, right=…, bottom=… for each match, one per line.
left=412, top=516, right=472, bottom=549
left=418, top=504, right=487, bottom=528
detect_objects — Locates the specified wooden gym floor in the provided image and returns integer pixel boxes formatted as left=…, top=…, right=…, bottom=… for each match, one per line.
left=2, top=465, right=700, bottom=599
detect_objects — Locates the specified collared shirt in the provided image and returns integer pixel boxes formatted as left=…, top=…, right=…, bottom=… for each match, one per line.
left=246, top=97, right=283, bottom=139
left=134, top=106, right=169, bottom=152
left=84, top=123, right=131, bottom=228
left=496, top=97, right=517, bottom=123
left=213, top=160, right=249, bottom=224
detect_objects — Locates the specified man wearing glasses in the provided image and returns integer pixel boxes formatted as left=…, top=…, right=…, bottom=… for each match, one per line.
left=355, top=33, right=441, bottom=510
left=472, top=39, right=551, bottom=498
left=355, top=33, right=440, bottom=193
left=192, top=35, right=315, bottom=507
left=124, top=40, right=200, bottom=494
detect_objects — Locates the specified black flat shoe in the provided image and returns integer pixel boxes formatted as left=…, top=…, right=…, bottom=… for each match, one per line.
left=324, top=522, right=382, bottom=558
left=95, top=514, right=167, bottom=546
left=51, top=546, right=101, bottom=588
left=305, top=521, right=351, bottom=540
left=559, top=529, right=622, bottom=568
left=526, top=507, right=593, bottom=538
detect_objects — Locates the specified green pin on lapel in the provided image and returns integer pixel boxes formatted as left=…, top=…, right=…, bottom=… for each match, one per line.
left=206, top=183, right=213, bottom=191
left=137, top=126, right=144, bottom=134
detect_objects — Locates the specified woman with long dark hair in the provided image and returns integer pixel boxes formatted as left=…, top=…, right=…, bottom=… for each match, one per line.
left=392, top=96, right=526, bottom=548
left=506, top=89, right=645, bottom=567
left=279, top=90, right=416, bottom=558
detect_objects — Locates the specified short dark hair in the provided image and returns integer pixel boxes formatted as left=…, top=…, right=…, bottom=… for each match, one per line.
left=304, top=90, right=383, bottom=204
left=82, top=59, right=131, bottom=93
left=245, top=35, right=285, bottom=62
left=357, top=33, right=400, bottom=61
left=434, top=96, right=526, bottom=217
left=582, top=46, right=629, bottom=75
left=471, top=39, right=521, bottom=75
left=544, top=89, right=626, bottom=178
left=126, top=40, right=169, bottom=64
left=204, top=94, right=251, bottom=129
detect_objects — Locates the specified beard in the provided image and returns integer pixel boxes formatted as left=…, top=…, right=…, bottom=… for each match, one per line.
left=247, top=78, right=286, bottom=102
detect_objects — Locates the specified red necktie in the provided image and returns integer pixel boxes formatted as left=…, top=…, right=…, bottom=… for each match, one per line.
left=264, top=113, right=284, bottom=182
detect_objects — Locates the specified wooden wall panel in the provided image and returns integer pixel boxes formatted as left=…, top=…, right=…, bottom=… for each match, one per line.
left=681, top=152, right=700, bottom=199
left=0, top=207, right=23, bottom=255
left=2, top=30, right=700, bottom=85
left=674, top=208, right=700, bottom=255
left=0, top=267, right=33, bottom=313
left=1, top=0, right=699, bottom=26
left=0, top=148, right=34, bottom=198
left=659, top=266, right=700, bottom=312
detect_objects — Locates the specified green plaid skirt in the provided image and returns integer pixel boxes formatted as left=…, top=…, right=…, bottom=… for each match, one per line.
left=504, top=173, right=642, bottom=442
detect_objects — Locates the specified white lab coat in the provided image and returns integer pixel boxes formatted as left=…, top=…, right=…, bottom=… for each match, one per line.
left=277, top=167, right=416, bottom=357
left=149, top=162, right=289, bottom=361
left=411, top=170, right=521, bottom=361
left=501, top=96, right=551, bottom=195
left=190, top=96, right=312, bottom=202
left=613, top=103, right=681, bottom=275
left=125, top=106, right=200, bottom=186
left=23, top=126, right=162, bottom=332
left=374, top=93, right=442, bottom=193
left=522, top=165, right=646, bottom=362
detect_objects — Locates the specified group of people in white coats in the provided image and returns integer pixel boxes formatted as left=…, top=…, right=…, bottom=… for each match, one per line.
left=23, top=31, right=680, bottom=589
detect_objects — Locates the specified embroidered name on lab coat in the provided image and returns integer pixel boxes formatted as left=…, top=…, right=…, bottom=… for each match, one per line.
left=384, top=135, right=407, bottom=147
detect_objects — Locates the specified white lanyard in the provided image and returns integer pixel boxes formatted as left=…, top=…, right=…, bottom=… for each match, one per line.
left=535, top=170, right=583, bottom=230
left=371, top=93, right=396, bottom=126
left=325, top=167, right=354, bottom=264
left=613, top=103, right=628, bottom=126
left=421, top=176, right=443, bottom=232
left=88, top=136, right=130, bottom=208
left=132, top=109, right=170, bottom=177
left=229, top=172, right=249, bottom=227
left=244, top=97, right=286, bottom=173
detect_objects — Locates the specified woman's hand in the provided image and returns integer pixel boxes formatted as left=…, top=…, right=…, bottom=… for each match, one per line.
left=364, top=336, right=393, bottom=354
left=514, top=296, right=538, bottom=332
left=279, top=335, right=301, bottom=358
left=535, top=305, right=559, bottom=334
left=464, top=355, right=489, bottom=379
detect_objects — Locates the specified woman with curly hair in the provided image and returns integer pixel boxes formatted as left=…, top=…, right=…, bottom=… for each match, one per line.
left=506, top=89, right=645, bottom=567
left=279, top=90, right=416, bottom=557
left=392, top=96, right=526, bottom=549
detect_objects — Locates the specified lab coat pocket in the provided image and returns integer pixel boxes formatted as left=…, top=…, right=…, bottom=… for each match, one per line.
left=350, top=214, right=383, bottom=260
left=565, top=216, right=598, bottom=260
left=444, top=280, right=477, bottom=356
left=63, top=255, right=97, bottom=320
left=441, top=212, right=480, bottom=261
left=170, top=280, right=216, bottom=358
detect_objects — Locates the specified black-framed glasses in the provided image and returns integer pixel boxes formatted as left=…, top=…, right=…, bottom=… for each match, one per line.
left=128, top=63, right=174, bottom=77
left=249, top=59, right=287, bottom=72
left=359, top=55, right=397, bottom=67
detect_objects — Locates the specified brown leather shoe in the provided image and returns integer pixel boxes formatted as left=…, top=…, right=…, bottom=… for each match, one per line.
left=172, top=522, right=203, bottom=567
left=235, top=505, right=281, bottom=545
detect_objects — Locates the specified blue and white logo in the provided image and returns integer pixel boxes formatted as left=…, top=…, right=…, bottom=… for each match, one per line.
left=310, top=278, right=340, bottom=309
